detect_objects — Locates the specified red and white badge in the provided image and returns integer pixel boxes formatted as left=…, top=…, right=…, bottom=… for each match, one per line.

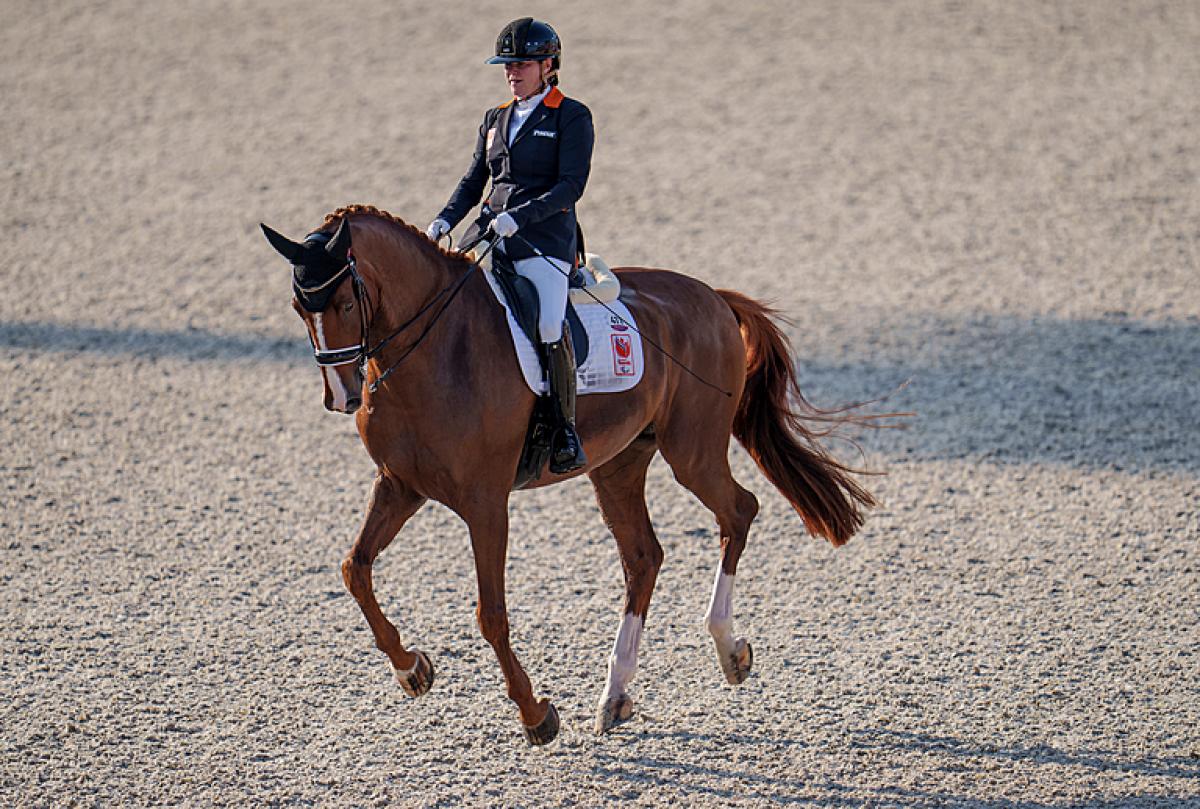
left=611, top=333, right=635, bottom=377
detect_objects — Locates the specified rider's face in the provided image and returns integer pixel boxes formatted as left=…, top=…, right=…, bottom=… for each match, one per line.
left=504, top=59, right=549, bottom=100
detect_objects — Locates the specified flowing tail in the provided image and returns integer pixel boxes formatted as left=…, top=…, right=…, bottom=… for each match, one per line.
left=719, top=289, right=887, bottom=547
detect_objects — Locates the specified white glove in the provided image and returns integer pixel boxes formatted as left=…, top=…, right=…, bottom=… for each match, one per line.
left=425, top=218, right=451, bottom=242
left=490, top=212, right=519, bottom=238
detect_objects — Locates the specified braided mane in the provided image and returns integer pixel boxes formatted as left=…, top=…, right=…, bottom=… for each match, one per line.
left=320, top=204, right=470, bottom=266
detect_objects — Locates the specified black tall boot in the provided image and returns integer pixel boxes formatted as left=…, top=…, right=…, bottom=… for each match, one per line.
left=544, top=334, right=587, bottom=474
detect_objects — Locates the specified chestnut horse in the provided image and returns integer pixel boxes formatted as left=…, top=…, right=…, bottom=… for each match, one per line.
left=261, top=205, right=880, bottom=744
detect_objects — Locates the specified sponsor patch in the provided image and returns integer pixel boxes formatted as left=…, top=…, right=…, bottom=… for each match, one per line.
left=532, top=129, right=557, bottom=139
left=609, top=314, right=629, bottom=332
left=612, top=334, right=635, bottom=377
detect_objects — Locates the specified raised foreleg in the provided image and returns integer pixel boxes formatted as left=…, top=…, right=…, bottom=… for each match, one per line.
left=341, top=473, right=434, bottom=696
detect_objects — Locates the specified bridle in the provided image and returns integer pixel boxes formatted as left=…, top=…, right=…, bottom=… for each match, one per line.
left=296, top=239, right=495, bottom=394
left=300, top=256, right=370, bottom=369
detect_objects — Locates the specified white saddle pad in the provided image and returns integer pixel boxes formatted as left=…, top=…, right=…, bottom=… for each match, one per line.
left=482, top=267, right=645, bottom=396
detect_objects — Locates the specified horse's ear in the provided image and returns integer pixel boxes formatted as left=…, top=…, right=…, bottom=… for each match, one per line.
left=325, top=217, right=351, bottom=258
left=261, top=223, right=304, bottom=263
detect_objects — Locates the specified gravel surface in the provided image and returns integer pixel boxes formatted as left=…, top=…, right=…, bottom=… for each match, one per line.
left=3, top=1, right=1198, bottom=806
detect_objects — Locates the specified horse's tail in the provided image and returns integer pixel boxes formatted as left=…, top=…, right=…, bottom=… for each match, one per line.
left=718, top=289, right=880, bottom=547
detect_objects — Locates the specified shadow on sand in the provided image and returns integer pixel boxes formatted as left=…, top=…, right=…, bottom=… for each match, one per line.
left=2, top=313, right=1197, bottom=473
left=798, top=313, right=1199, bottom=475
left=0, top=320, right=307, bottom=365
left=590, top=726, right=1200, bottom=807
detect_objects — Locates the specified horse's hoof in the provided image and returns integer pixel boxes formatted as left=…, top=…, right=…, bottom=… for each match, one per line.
left=393, top=650, right=435, bottom=697
left=722, top=638, right=753, bottom=685
left=523, top=701, right=560, bottom=746
left=594, top=693, right=634, bottom=735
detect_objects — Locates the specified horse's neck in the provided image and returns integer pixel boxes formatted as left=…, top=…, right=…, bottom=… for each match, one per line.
left=362, top=232, right=523, bottom=393
left=361, top=228, right=462, bottom=333
left=358, top=227, right=489, bottom=398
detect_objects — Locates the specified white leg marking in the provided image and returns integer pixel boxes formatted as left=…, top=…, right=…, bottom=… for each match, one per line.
left=704, top=566, right=736, bottom=660
left=393, top=655, right=419, bottom=678
left=313, top=313, right=350, bottom=410
left=600, top=612, right=643, bottom=703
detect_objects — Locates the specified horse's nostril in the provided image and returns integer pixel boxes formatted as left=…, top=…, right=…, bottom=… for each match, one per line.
left=345, top=397, right=362, bottom=413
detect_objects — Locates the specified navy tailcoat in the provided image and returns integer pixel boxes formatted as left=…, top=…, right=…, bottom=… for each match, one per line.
left=437, top=87, right=594, bottom=263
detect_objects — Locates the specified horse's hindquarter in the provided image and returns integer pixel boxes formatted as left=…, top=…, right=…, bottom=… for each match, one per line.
left=614, top=267, right=746, bottom=400
left=576, top=268, right=745, bottom=454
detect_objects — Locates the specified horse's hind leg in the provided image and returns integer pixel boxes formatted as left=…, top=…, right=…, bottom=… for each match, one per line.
left=588, top=435, right=663, bottom=734
left=341, top=473, right=435, bottom=697
left=658, top=427, right=759, bottom=686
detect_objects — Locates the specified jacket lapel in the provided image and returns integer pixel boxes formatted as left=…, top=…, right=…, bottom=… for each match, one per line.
left=493, top=103, right=516, bottom=157
left=509, top=104, right=552, bottom=148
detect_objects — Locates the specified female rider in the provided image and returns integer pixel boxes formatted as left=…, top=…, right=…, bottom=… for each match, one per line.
left=426, top=18, right=593, bottom=474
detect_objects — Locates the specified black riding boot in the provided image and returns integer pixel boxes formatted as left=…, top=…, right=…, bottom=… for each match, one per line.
left=543, top=335, right=587, bottom=474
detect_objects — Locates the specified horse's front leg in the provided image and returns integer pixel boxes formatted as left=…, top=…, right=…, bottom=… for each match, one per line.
left=464, top=501, right=559, bottom=745
left=341, top=472, right=434, bottom=696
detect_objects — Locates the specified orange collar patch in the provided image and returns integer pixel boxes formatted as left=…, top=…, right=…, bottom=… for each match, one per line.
left=497, top=87, right=564, bottom=110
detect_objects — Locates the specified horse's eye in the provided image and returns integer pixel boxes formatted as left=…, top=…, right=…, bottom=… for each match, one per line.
left=343, top=301, right=354, bottom=313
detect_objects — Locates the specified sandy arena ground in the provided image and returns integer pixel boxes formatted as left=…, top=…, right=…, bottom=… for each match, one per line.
left=3, top=1, right=1199, bottom=806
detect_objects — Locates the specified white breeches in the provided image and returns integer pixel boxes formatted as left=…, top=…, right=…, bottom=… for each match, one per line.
left=512, top=254, right=570, bottom=343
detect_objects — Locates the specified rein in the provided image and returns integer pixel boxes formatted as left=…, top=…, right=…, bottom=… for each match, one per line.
left=302, top=239, right=497, bottom=394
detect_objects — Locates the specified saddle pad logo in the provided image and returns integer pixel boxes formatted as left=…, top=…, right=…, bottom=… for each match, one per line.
left=611, top=334, right=635, bottom=377
left=609, top=314, right=629, bottom=332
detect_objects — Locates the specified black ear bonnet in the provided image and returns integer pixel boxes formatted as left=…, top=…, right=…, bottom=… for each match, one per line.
left=292, top=228, right=352, bottom=313
left=260, top=219, right=353, bottom=313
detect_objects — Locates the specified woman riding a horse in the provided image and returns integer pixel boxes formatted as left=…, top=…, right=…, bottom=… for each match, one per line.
left=260, top=19, right=893, bottom=748
left=426, top=17, right=590, bottom=474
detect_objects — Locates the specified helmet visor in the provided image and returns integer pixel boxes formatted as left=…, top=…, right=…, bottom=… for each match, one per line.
left=485, top=54, right=549, bottom=65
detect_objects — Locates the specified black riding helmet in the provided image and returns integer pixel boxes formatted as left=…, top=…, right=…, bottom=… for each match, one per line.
left=487, top=17, right=561, bottom=75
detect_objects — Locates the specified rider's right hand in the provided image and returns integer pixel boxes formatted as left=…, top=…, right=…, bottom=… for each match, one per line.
left=426, top=219, right=451, bottom=242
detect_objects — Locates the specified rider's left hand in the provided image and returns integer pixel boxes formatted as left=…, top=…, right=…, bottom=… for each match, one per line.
left=490, top=212, right=519, bottom=238
left=425, top=218, right=451, bottom=241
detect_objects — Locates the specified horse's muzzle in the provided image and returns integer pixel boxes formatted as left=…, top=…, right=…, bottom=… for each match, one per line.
left=325, top=393, right=362, bottom=414
left=323, top=366, right=365, bottom=414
